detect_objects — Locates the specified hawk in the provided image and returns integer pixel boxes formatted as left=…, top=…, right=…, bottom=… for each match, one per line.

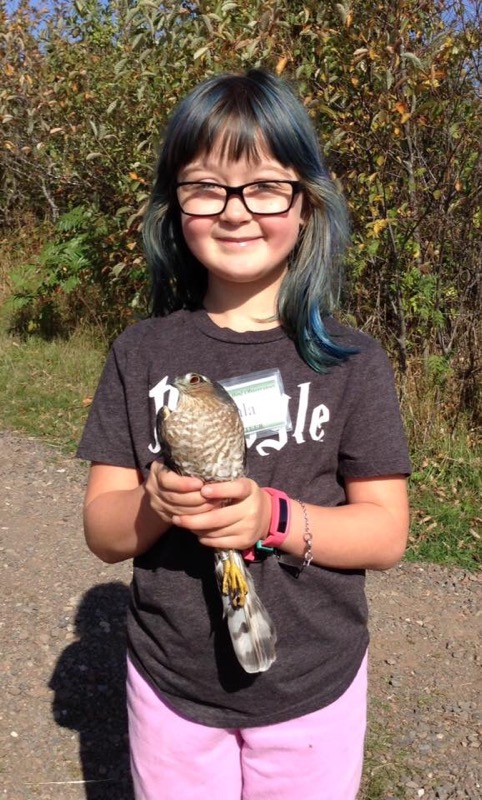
left=157, top=372, right=277, bottom=673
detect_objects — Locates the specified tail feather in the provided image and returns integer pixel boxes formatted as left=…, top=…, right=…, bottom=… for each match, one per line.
left=215, top=550, right=277, bottom=673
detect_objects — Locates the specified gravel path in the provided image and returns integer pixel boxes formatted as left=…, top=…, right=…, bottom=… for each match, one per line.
left=0, top=431, right=480, bottom=800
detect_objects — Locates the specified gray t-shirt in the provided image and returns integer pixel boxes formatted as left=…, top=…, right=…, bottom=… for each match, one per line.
left=77, top=309, right=411, bottom=727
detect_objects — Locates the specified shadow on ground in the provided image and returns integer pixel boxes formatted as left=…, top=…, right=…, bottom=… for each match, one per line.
left=49, top=582, right=134, bottom=800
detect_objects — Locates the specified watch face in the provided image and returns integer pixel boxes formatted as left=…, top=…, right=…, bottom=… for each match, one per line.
left=277, top=496, right=289, bottom=534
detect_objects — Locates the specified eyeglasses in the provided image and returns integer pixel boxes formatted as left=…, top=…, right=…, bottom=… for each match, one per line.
left=176, top=180, right=302, bottom=217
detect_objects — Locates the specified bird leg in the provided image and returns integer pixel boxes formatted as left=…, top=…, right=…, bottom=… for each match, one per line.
left=221, top=551, right=249, bottom=608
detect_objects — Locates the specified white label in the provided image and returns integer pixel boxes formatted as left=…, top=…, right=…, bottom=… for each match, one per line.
left=220, top=370, right=291, bottom=438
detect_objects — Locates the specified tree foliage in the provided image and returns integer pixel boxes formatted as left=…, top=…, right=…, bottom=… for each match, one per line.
left=1, top=0, right=480, bottom=420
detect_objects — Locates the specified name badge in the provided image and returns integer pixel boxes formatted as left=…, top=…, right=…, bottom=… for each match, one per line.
left=220, top=369, right=291, bottom=438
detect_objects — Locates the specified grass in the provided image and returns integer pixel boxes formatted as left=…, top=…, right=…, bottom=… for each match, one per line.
left=408, top=450, right=481, bottom=570
left=0, top=326, right=106, bottom=452
left=401, top=362, right=481, bottom=571
left=361, top=714, right=409, bottom=800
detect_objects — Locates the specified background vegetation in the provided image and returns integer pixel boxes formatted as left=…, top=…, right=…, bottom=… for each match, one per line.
left=0, top=0, right=480, bottom=569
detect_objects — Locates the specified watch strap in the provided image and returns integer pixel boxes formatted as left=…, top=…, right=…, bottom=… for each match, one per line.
left=260, top=488, right=291, bottom=550
left=243, top=488, right=291, bottom=561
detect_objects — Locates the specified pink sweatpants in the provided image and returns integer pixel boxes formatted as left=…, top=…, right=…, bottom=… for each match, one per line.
left=127, top=653, right=368, bottom=800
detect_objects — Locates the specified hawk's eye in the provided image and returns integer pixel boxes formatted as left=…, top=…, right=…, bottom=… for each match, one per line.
left=188, top=374, right=202, bottom=385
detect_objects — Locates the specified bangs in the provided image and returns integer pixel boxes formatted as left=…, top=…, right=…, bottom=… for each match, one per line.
left=162, top=73, right=310, bottom=177
left=196, top=114, right=267, bottom=164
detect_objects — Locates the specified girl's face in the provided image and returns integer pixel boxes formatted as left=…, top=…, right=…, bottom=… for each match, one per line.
left=177, top=144, right=305, bottom=292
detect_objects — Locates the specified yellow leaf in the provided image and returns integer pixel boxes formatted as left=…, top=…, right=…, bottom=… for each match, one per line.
left=129, top=171, right=147, bottom=184
left=126, top=242, right=136, bottom=250
left=352, top=48, right=369, bottom=58
left=193, top=45, right=209, bottom=61
left=372, top=219, right=389, bottom=236
left=276, top=56, right=288, bottom=75
left=82, top=397, right=93, bottom=407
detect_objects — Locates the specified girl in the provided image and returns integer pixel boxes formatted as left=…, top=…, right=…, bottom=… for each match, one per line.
left=78, top=69, right=411, bottom=800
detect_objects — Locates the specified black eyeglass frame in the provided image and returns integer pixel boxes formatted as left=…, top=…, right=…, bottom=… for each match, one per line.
left=175, top=180, right=303, bottom=217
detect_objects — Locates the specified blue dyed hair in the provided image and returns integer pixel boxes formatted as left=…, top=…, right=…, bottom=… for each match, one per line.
left=143, top=69, right=357, bottom=372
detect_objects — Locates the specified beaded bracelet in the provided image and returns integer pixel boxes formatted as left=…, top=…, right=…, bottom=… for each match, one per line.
left=297, top=499, right=313, bottom=572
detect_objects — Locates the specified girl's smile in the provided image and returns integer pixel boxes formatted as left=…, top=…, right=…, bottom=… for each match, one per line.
left=215, top=236, right=263, bottom=247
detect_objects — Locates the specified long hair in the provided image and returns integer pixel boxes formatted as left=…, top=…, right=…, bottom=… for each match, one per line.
left=143, top=69, right=356, bottom=372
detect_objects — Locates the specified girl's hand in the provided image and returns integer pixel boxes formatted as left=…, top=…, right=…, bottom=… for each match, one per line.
left=145, top=461, right=222, bottom=525
left=172, top=478, right=271, bottom=551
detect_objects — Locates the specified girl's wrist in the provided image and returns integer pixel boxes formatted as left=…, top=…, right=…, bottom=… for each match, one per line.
left=260, top=488, right=291, bottom=549
left=243, top=488, right=291, bottom=561
left=244, top=491, right=314, bottom=574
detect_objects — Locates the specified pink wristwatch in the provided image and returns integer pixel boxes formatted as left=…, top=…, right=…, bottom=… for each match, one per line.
left=261, top=488, right=291, bottom=549
left=243, top=488, right=291, bottom=561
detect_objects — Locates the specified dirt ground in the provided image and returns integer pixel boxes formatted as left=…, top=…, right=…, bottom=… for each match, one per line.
left=0, top=430, right=480, bottom=800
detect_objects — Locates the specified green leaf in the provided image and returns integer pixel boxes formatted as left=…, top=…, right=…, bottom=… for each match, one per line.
left=401, top=51, right=424, bottom=70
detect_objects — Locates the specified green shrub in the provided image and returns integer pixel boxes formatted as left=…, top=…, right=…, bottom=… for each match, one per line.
left=7, top=205, right=147, bottom=341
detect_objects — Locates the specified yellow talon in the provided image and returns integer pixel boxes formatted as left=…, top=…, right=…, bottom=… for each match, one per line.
left=222, top=552, right=249, bottom=608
